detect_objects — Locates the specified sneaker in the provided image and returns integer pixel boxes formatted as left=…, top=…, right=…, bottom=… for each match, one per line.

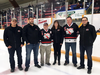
left=46, top=63, right=51, bottom=65
left=24, top=67, right=29, bottom=72
left=87, top=69, right=91, bottom=74
left=11, top=68, right=15, bottom=72
left=73, top=64, right=77, bottom=67
left=77, top=66, right=85, bottom=69
left=18, top=66, right=23, bottom=70
left=35, top=64, right=41, bottom=68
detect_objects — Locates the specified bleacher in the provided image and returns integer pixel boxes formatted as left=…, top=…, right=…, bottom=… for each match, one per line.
left=0, top=0, right=100, bottom=29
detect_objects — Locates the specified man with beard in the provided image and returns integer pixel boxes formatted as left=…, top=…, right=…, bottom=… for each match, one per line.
left=23, top=17, right=41, bottom=71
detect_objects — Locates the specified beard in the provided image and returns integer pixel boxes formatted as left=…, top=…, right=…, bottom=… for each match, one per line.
left=29, top=22, right=33, bottom=24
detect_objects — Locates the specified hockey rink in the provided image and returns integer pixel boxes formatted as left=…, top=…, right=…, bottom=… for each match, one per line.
left=0, top=41, right=100, bottom=75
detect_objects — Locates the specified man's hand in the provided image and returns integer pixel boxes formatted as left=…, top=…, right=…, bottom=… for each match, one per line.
left=60, top=43, right=62, bottom=45
left=27, top=43, right=30, bottom=45
left=21, top=44, right=24, bottom=47
left=8, top=46, right=12, bottom=49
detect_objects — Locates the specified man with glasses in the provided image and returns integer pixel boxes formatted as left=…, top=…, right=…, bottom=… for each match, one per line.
left=77, top=17, right=97, bottom=74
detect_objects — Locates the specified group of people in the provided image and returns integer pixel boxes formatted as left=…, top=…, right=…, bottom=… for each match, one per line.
left=3, top=16, right=97, bottom=74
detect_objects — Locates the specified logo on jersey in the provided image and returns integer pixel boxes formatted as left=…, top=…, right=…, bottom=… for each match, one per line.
left=50, top=31, right=52, bottom=34
left=64, top=27, right=66, bottom=31
left=41, top=31, right=43, bottom=35
left=66, top=28, right=74, bottom=35
left=44, top=33, right=50, bottom=39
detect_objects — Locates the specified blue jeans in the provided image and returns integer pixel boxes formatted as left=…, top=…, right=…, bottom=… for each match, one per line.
left=65, top=42, right=77, bottom=64
left=80, top=45, right=93, bottom=70
left=25, top=43, right=39, bottom=67
left=8, top=47, right=22, bottom=69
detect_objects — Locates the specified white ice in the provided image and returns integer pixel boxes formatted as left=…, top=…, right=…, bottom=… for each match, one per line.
left=0, top=41, right=100, bottom=75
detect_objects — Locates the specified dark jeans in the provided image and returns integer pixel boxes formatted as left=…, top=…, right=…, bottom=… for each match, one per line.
left=80, top=45, right=93, bottom=70
left=8, top=47, right=22, bottom=69
left=65, top=42, right=77, bottom=64
left=25, top=43, right=39, bottom=67
left=53, top=43, right=61, bottom=62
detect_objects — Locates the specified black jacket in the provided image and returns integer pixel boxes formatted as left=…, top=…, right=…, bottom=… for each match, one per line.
left=3, top=25, right=24, bottom=48
left=51, top=27, right=63, bottom=44
left=79, top=22, right=97, bottom=46
left=40, top=29, right=52, bottom=44
left=22, top=24, right=40, bottom=44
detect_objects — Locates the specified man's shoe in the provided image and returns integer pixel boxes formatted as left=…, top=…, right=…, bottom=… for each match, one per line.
left=46, top=63, right=51, bottom=65
left=87, top=69, right=91, bottom=74
left=58, top=62, right=60, bottom=65
left=77, top=66, right=85, bottom=69
left=35, top=64, right=41, bottom=68
left=64, top=62, right=69, bottom=66
left=41, top=64, right=44, bottom=66
left=11, top=68, right=15, bottom=72
left=24, top=67, right=29, bottom=72
left=73, top=64, right=77, bottom=67
left=18, top=66, right=23, bottom=70
left=53, top=62, right=56, bottom=65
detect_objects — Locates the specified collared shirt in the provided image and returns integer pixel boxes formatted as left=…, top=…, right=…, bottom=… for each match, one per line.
left=67, top=23, right=73, bottom=27
left=44, top=29, right=48, bottom=32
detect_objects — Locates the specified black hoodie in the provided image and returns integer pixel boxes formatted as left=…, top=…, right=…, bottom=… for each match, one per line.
left=51, top=26, right=63, bottom=44
left=3, top=24, right=24, bottom=48
left=22, top=24, right=40, bottom=44
left=79, top=22, right=97, bottom=46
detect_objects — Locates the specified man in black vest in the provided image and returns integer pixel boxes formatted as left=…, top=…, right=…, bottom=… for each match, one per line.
left=3, top=18, right=24, bottom=72
left=77, top=17, right=97, bottom=74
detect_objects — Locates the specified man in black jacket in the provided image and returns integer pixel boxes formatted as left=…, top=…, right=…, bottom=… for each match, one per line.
left=77, top=17, right=97, bottom=74
left=3, top=18, right=24, bottom=72
left=23, top=17, right=41, bottom=72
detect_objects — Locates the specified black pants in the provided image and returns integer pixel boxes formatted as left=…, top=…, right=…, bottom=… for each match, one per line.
left=8, top=47, right=22, bottom=69
left=53, top=43, right=61, bottom=62
left=80, top=45, right=93, bottom=70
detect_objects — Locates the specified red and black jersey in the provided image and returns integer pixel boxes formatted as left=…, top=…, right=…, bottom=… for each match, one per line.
left=40, top=29, right=52, bottom=44
left=63, top=23, right=79, bottom=42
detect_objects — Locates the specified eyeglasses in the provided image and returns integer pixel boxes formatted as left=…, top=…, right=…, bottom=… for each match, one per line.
left=82, top=20, right=87, bottom=22
left=44, top=25, right=48, bottom=26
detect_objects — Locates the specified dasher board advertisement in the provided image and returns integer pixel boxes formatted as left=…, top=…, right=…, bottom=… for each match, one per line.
left=56, top=9, right=85, bottom=19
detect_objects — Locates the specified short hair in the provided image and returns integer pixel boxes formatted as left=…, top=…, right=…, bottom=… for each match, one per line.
left=66, top=16, right=72, bottom=20
left=28, top=17, right=34, bottom=20
left=43, top=23, right=48, bottom=26
left=81, top=17, right=88, bottom=21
